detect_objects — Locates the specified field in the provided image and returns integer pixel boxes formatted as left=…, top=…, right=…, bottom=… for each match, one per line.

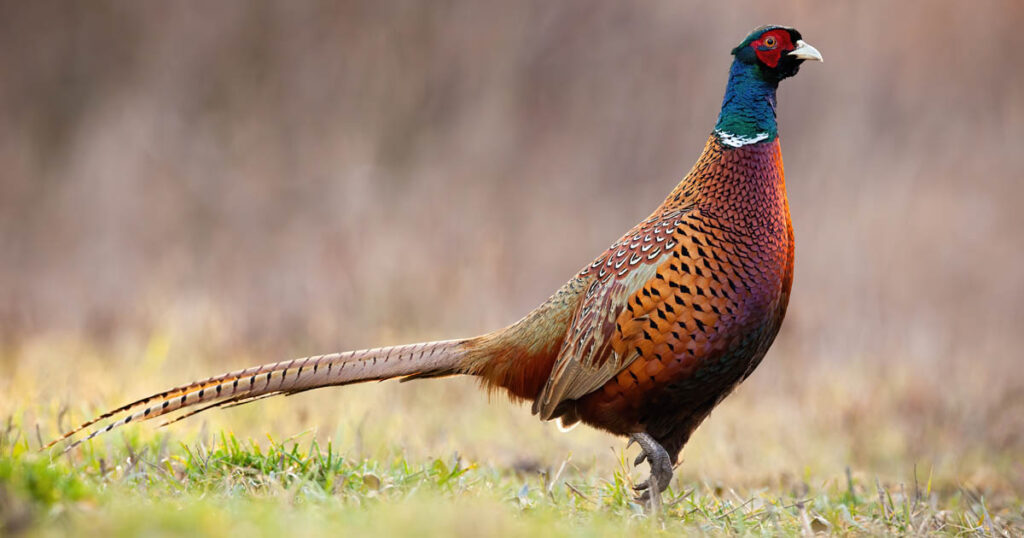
left=2, top=331, right=1022, bottom=536
left=2, top=1, right=1023, bottom=536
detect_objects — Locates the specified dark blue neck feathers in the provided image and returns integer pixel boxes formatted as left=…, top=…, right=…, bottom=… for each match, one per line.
left=714, top=60, right=779, bottom=143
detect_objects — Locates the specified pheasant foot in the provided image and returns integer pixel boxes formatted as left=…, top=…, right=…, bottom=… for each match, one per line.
left=628, top=432, right=672, bottom=512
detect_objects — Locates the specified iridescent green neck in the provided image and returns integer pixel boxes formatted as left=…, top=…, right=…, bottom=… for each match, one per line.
left=714, top=60, right=778, bottom=147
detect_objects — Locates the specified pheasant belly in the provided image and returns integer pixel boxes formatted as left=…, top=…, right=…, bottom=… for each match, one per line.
left=581, top=313, right=786, bottom=457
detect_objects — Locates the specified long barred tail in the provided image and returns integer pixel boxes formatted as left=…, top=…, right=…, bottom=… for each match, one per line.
left=45, top=339, right=471, bottom=452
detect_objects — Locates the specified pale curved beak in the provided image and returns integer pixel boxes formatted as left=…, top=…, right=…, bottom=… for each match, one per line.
left=789, top=40, right=823, bottom=62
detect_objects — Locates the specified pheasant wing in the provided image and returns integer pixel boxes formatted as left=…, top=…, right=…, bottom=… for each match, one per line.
left=533, top=207, right=693, bottom=419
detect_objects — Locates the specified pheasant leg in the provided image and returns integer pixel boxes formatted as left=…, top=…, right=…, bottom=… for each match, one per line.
left=628, top=432, right=673, bottom=510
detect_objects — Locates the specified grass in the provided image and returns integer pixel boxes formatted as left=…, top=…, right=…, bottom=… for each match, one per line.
left=1, top=430, right=1020, bottom=537
left=1, top=332, right=1022, bottom=536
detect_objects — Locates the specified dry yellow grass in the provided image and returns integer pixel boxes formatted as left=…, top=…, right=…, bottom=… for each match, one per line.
left=2, top=327, right=1022, bottom=535
left=6, top=325, right=1021, bottom=497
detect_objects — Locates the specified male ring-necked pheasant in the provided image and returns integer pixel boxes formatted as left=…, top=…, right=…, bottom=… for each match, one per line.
left=49, top=26, right=821, bottom=504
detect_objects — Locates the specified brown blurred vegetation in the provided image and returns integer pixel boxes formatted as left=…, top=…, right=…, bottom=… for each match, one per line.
left=1, top=1, right=1023, bottom=492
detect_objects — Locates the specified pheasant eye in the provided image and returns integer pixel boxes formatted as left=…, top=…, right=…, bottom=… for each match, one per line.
left=764, top=36, right=777, bottom=48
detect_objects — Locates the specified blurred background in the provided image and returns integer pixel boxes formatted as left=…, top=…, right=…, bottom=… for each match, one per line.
left=1, top=1, right=1022, bottom=494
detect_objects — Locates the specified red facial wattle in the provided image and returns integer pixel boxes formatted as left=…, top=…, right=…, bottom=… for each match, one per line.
left=751, top=29, right=794, bottom=68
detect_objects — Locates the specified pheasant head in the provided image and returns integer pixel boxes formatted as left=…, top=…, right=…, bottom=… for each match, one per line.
left=715, top=26, right=822, bottom=147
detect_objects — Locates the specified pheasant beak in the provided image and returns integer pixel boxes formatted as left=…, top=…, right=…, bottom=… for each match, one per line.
left=788, top=40, right=823, bottom=62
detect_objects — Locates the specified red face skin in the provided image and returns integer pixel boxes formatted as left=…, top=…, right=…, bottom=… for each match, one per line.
left=751, top=29, right=795, bottom=68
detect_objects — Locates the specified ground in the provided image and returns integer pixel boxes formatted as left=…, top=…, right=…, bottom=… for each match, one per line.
left=1, top=331, right=1021, bottom=537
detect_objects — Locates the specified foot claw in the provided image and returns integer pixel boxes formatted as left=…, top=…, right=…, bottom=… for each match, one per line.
left=627, top=433, right=674, bottom=512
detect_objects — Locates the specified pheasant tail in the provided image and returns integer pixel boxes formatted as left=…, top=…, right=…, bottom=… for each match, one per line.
left=45, top=339, right=471, bottom=451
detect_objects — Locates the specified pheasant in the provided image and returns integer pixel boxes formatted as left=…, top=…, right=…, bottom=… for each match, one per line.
left=48, top=26, right=821, bottom=504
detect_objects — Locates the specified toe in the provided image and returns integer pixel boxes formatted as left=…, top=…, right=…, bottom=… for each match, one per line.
left=654, top=467, right=673, bottom=492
